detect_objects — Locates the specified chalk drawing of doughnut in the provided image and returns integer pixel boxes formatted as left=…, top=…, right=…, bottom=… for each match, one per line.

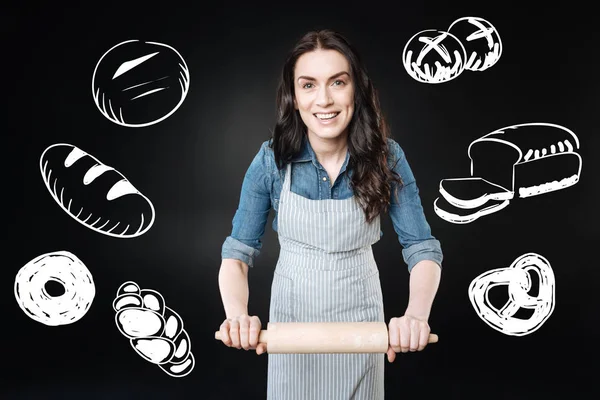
left=14, top=250, right=95, bottom=326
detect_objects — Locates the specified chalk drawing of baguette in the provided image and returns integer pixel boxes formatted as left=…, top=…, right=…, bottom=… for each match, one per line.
left=40, top=143, right=155, bottom=237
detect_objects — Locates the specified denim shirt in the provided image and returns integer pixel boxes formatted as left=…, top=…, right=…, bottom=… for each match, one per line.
left=221, top=135, right=443, bottom=272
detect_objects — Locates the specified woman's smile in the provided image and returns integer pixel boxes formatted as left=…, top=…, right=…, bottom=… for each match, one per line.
left=314, top=112, right=341, bottom=124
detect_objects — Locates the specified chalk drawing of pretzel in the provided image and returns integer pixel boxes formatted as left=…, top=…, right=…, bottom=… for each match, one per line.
left=468, top=253, right=555, bottom=336
left=113, top=281, right=195, bottom=377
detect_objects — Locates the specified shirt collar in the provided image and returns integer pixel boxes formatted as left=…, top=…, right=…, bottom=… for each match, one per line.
left=290, top=134, right=312, bottom=162
left=291, top=134, right=351, bottom=174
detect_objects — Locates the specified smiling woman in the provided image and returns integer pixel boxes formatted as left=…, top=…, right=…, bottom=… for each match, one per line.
left=295, top=65, right=353, bottom=129
left=217, top=29, right=443, bottom=400
left=293, top=52, right=355, bottom=183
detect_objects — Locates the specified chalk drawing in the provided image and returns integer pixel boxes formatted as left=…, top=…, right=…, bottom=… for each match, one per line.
left=468, top=253, right=555, bottom=336
left=448, top=17, right=502, bottom=71
left=434, top=123, right=582, bottom=223
left=403, top=16, right=501, bottom=83
left=113, top=281, right=195, bottom=377
left=403, top=29, right=467, bottom=84
left=14, top=251, right=95, bottom=326
left=40, top=143, right=155, bottom=237
left=92, top=40, right=190, bottom=127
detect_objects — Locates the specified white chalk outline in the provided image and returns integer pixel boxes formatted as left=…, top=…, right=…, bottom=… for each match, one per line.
left=403, top=16, right=502, bottom=83
left=113, top=281, right=194, bottom=377
left=40, top=143, right=156, bottom=238
left=467, top=122, right=581, bottom=197
left=448, top=16, right=503, bottom=72
left=92, top=40, right=190, bottom=127
left=14, top=250, right=95, bottom=326
left=438, top=177, right=513, bottom=209
left=468, top=253, right=555, bottom=336
left=402, top=29, right=467, bottom=84
left=434, top=122, right=582, bottom=223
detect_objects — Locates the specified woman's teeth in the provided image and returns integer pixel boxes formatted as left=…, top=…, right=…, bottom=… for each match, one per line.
left=315, top=112, right=340, bottom=120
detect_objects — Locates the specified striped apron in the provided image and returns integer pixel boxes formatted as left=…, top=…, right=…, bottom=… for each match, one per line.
left=267, top=162, right=385, bottom=400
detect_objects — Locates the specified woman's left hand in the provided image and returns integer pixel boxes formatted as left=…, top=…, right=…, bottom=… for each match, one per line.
left=386, top=315, right=431, bottom=362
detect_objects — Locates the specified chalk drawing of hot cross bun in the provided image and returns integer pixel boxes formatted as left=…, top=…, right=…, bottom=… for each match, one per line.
left=40, top=144, right=155, bottom=237
left=434, top=123, right=582, bottom=223
left=402, top=29, right=467, bottom=84
left=113, top=281, right=195, bottom=378
left=92, top=40, right=190, bottom=127
left=403, top=16, right=501, bottom=83
left=447, top=17, right=502, bottom=72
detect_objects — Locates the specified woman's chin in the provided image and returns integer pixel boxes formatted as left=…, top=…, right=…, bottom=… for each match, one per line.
left=308, top=127, right=349, bottom=140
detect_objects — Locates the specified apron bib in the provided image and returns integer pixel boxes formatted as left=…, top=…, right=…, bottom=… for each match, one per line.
left=267, top=162, right=385, bottom=400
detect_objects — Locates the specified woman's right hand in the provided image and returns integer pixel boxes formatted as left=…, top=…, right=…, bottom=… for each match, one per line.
left=219, top=314, right=267, bottom=355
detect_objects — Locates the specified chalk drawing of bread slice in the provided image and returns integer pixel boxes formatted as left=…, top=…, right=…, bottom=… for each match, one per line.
left=438, top=177, right=513, bottom=209
left=434, top=123, right=581, bottom=224
left=40, top=144, right=155, bottom=237
left=433, top=178, right=511, bottom=224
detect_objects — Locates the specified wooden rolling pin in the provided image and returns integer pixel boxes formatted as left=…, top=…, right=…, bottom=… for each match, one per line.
left=214, top=322, right=438, bottom=354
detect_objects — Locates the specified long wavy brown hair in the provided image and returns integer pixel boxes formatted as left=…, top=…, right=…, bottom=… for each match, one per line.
left=269, top=29, right=403, bottom=223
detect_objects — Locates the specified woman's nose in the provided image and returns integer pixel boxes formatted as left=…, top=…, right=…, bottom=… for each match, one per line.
left=315, top=86, right=333, bottom=107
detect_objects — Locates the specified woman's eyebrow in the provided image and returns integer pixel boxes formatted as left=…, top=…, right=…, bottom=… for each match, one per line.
left=297, top=71, right=350, bottom=81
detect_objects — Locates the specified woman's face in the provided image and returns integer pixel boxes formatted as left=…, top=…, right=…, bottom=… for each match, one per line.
left=293, top=49, right=354, bottom=141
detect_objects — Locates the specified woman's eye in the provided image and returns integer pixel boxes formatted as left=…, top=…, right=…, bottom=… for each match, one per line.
left=303, top=83, right=314, bottom=89
left=333, top=80, right=345, bottom=86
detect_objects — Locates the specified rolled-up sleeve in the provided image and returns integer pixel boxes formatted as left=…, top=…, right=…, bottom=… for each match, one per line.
left=221, top=141, right=272, bottom=268
left=387, top=139, right=443, bottom=272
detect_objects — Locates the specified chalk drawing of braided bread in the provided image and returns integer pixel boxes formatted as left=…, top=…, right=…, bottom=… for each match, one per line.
left=113, top=281, right=195, bottom=378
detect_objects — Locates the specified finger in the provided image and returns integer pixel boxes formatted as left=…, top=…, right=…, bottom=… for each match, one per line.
left=418, top=326, right=430, bottom=351
left=386, top=346, right=396, bottom=363
left=256, top=343, right=267, bottom=355
left=239, top=318, right=250, bottom=350
left=219, top=321, right=232, bottom=346
left=399, top=320, right=410, bottom=353
left=249, top=317, right=261, bottom=349
left=388, top=319, right=401, bottom=353
left=229, top=319, right=241, bottom=349
left=409, top=321, right=420, bottom=352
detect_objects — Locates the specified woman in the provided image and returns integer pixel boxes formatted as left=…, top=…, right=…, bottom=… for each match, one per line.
left=218, top=29, right=443, bottom=399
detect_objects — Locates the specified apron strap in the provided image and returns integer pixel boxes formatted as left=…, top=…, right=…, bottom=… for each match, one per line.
left=283, top=162, right=292, bottom=193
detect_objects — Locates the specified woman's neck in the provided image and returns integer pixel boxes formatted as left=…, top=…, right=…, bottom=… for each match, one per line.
left=307, top=131, right=348, bottom=167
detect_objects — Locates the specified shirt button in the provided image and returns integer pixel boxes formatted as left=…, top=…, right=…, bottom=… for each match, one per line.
left=322, top=177, right=327, bottom=181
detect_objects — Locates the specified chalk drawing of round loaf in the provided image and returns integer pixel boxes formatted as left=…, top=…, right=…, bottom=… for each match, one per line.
left=402, top=29, right=467, bottom=84
left=92, top=40, right=190, bottom=127
left=403, top=16, right=501, bottom=83
left=434, top=123, right=581, bottom=223
left=113, top=281, right=195, bottom=378
left=40, top=144, right=155, bottom=237
left=447, top=17, right=502, bottom=72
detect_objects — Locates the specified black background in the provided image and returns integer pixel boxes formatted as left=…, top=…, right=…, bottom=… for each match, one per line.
left=3, top=2, right=599, bottom=399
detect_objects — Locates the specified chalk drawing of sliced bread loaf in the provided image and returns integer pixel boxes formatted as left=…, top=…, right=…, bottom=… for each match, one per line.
left=40, top=144, right=155, bottom=238
left=467, top=122, right=581, bottom=198
left=434, top=122, right=581, bottom=224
